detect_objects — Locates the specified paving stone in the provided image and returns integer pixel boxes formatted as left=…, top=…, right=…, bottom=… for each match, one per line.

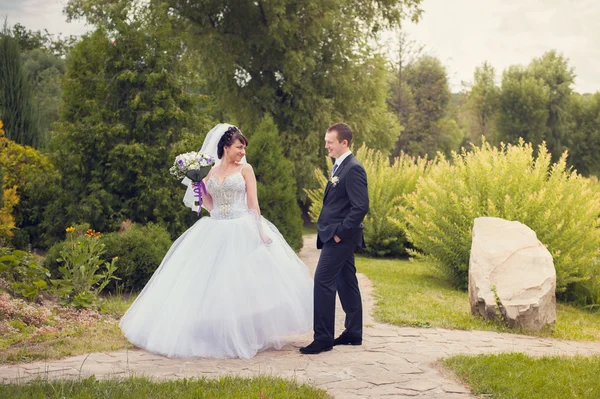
left=2, top=235, right=600, bottom=399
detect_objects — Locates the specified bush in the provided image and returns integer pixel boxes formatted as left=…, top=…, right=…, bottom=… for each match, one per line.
left=101, top=222, right=172, bottom=292
left=246, top=115, right=304, bottom=251
left=50, top=228, right=119, bottom=309
left=398, top=139, right=600, bottom=300
left=43, top=223, right=91, bottom=277
left=0, top=248, right=50, bottom=302
left=44, top=223, right=172, bottom=293
left=305, top=145, right=430, bottom=257
left=0, top=132, right=60, bottom=249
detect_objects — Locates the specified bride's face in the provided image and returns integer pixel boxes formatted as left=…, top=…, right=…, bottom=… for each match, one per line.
left=224, top=139, right=246, bottom=163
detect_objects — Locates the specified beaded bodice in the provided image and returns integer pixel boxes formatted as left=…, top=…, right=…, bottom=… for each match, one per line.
left=206, top=172, right=249, bottom=220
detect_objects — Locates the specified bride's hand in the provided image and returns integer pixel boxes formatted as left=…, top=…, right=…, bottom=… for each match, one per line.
left=260, top=230, right=273, bottom=246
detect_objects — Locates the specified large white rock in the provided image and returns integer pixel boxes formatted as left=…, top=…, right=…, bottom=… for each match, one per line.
left=468, top=217, right=556, bottom=332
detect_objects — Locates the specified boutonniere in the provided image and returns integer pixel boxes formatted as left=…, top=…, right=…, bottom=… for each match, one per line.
left=330, top=176, right=339, bottom=186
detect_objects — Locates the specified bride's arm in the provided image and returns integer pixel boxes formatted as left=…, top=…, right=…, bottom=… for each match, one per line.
left=201, top=168, right=215, bottom=211
left=243, top=164, right=271, bottom=245
left=242, top=164, right=261, bottom=216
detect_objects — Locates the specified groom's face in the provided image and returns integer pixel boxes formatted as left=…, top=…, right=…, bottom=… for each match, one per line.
left=324, top=130, right=348, bottom=159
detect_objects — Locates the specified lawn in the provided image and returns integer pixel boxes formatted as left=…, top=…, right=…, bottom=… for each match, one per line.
left=443, top=353, right=600, bottom=399
left=356, top=256, right=600, bottom=341
left=0, top=375, right=331, bottom=399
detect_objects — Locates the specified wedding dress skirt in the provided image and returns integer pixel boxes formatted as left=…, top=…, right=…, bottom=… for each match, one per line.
left=119, top=173, right=313, bottom=358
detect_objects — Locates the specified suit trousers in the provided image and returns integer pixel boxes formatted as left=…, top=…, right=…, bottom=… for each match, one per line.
left=313, top=236, right=363, bottom=344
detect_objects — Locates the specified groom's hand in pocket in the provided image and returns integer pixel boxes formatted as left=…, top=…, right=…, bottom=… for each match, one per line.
left=334, top=235, right=341, bottom=243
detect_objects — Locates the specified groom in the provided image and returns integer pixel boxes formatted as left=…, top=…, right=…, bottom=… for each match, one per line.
left=300, top=123, right=369, bottom=355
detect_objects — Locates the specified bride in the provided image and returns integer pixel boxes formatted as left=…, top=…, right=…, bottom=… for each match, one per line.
left=119, top=124, right=313, bottom=359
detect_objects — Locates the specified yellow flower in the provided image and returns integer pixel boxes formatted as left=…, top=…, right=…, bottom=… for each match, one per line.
left=65, top=227, right=75, bottom=233
left=113, top=256, right=119, bottom=260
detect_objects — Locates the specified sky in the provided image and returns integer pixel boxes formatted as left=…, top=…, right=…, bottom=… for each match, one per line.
left=1, top=0, right=599, bottom=94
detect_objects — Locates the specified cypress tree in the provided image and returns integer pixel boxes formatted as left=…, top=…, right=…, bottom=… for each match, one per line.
left=0, top=32, right=43, bottom=148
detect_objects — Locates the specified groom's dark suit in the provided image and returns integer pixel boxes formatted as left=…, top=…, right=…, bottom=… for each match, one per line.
left=314, top=153, right=369, bottom=345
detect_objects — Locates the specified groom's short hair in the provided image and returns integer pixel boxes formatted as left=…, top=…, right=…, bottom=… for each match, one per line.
left=327, top=123, right=352, bottom=146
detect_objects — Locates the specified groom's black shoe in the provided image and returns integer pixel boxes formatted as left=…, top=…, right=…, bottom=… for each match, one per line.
left=333, top=332, right=362, bottom=346
left=299, top=341, right=333, bottom=355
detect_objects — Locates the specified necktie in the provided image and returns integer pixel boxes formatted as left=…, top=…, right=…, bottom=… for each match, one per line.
left=331, top=163, right=339, bottom=177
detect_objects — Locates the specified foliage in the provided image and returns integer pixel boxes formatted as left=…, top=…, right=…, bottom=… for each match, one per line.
left=0, top=249, right=50, bottom=302
left=22, top=49, right=66, bottom=136
left=47, top=2, right=212, bottom=240
left=50, top=228, right=120, bottom=309
left=246, top=115, right=304, bottom=251
left=496, top=51, right=575, bottom=161
left=567, top=92, right=600, bottom=177
left=0, top=32, right=44, bottom=148
left=0, top=132, right=61, bottom=248
left=528, top=51, right=575, bottom=160
left=5, top=22, right=77, bottom=57
left=358, top=256, right=600, bottom=340
left=465, top=61, right=500, bottom=144
left=153, top=0, right=422, bottom=201
left=497, top=66, right=550, bottom=149
left=0, top=180, right=18, bottom=246
left=0, top=375, right=331, bottom=398
left=398, top=139, right=600, bottom=300
left=444, top=353, right=600, bottom=399
left=392, top=55, right=460, bottom=157
left=100, top=222, right=172, bottom=292
left=305, top=145, right=430, bottom=256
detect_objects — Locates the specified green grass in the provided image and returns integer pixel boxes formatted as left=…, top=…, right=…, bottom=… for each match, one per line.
left=443, top=353, right=600, bottom=399
left=302, top=224, right=318, bottom=236
left=0, top=375, right=331, bottom=398
left=357, top=256, right=600, bottom=340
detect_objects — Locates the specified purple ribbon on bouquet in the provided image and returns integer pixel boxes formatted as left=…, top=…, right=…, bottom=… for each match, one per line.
left=193, top=181, right=208, bottom=216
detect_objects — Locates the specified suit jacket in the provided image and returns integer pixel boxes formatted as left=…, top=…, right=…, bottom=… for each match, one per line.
left=316, top=154, right=369, bottom=250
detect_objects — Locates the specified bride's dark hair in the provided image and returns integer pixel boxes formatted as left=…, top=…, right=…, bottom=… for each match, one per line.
left=217, top=126, right=248, bottom=159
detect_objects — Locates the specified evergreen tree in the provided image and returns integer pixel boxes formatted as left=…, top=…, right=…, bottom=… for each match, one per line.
left=48, top=2, right=212, bottom=239
left=246, top=115, right=303, bottom=251
left=0, top=32, right=43, bottom=148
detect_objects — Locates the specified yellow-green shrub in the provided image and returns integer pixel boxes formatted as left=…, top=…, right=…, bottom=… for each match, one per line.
left=305, top=145, right=430, bottom=256
left=398, top=139, right=600, bottom=298
left=0, top=135, right=60, bottom=248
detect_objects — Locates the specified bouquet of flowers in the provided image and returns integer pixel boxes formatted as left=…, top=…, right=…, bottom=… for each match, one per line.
left=170, top=151, right=215, bottom=214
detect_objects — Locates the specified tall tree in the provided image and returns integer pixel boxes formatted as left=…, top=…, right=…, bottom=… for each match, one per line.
left=393, top=55, right=452, bottom=157
left=22, top=49, right=67, bottom=138
left=8, top=22, right=77, bottom=57
left=246, top=115, right=303, bottom=250
left=466, top=61, right=500, bottom=144
left=567, top=92, right=600, bottom=176
left=0, top=32, right=44, bottom=148
left=148, top=0, right=422, bottom=201
left=528, top=51, right=575, bottom=159
left=47, top=1, right=213, bottom=239
left=497, top=66, right=550, bottom=147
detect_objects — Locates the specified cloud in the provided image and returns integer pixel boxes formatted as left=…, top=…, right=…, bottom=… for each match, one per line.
left=394, top=0, right=600, bottom=93
left=0, top=0, right=88, bottom=36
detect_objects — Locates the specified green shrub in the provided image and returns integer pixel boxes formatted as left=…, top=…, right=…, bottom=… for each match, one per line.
left=305, top=145, right=430, bottom=257
left=246, top=115, right=304, bottom=251
left=50, top=228, right=119, bottom=309
left=0, top=248, right=50, bottom=301
left=100, top=222, right=172, bottom=292
left=398, top=139, right=600, bottom=299
left=0, top=134, right=60, bottom=249
left=43, top=223, right=91, bottom=277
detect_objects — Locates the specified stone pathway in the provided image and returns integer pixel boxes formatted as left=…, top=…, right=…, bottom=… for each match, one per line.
left=2, top=234, right=600, bottom=398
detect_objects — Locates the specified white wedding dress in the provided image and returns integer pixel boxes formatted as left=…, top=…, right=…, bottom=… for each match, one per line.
left=119, top=171, right=313, bottom=358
